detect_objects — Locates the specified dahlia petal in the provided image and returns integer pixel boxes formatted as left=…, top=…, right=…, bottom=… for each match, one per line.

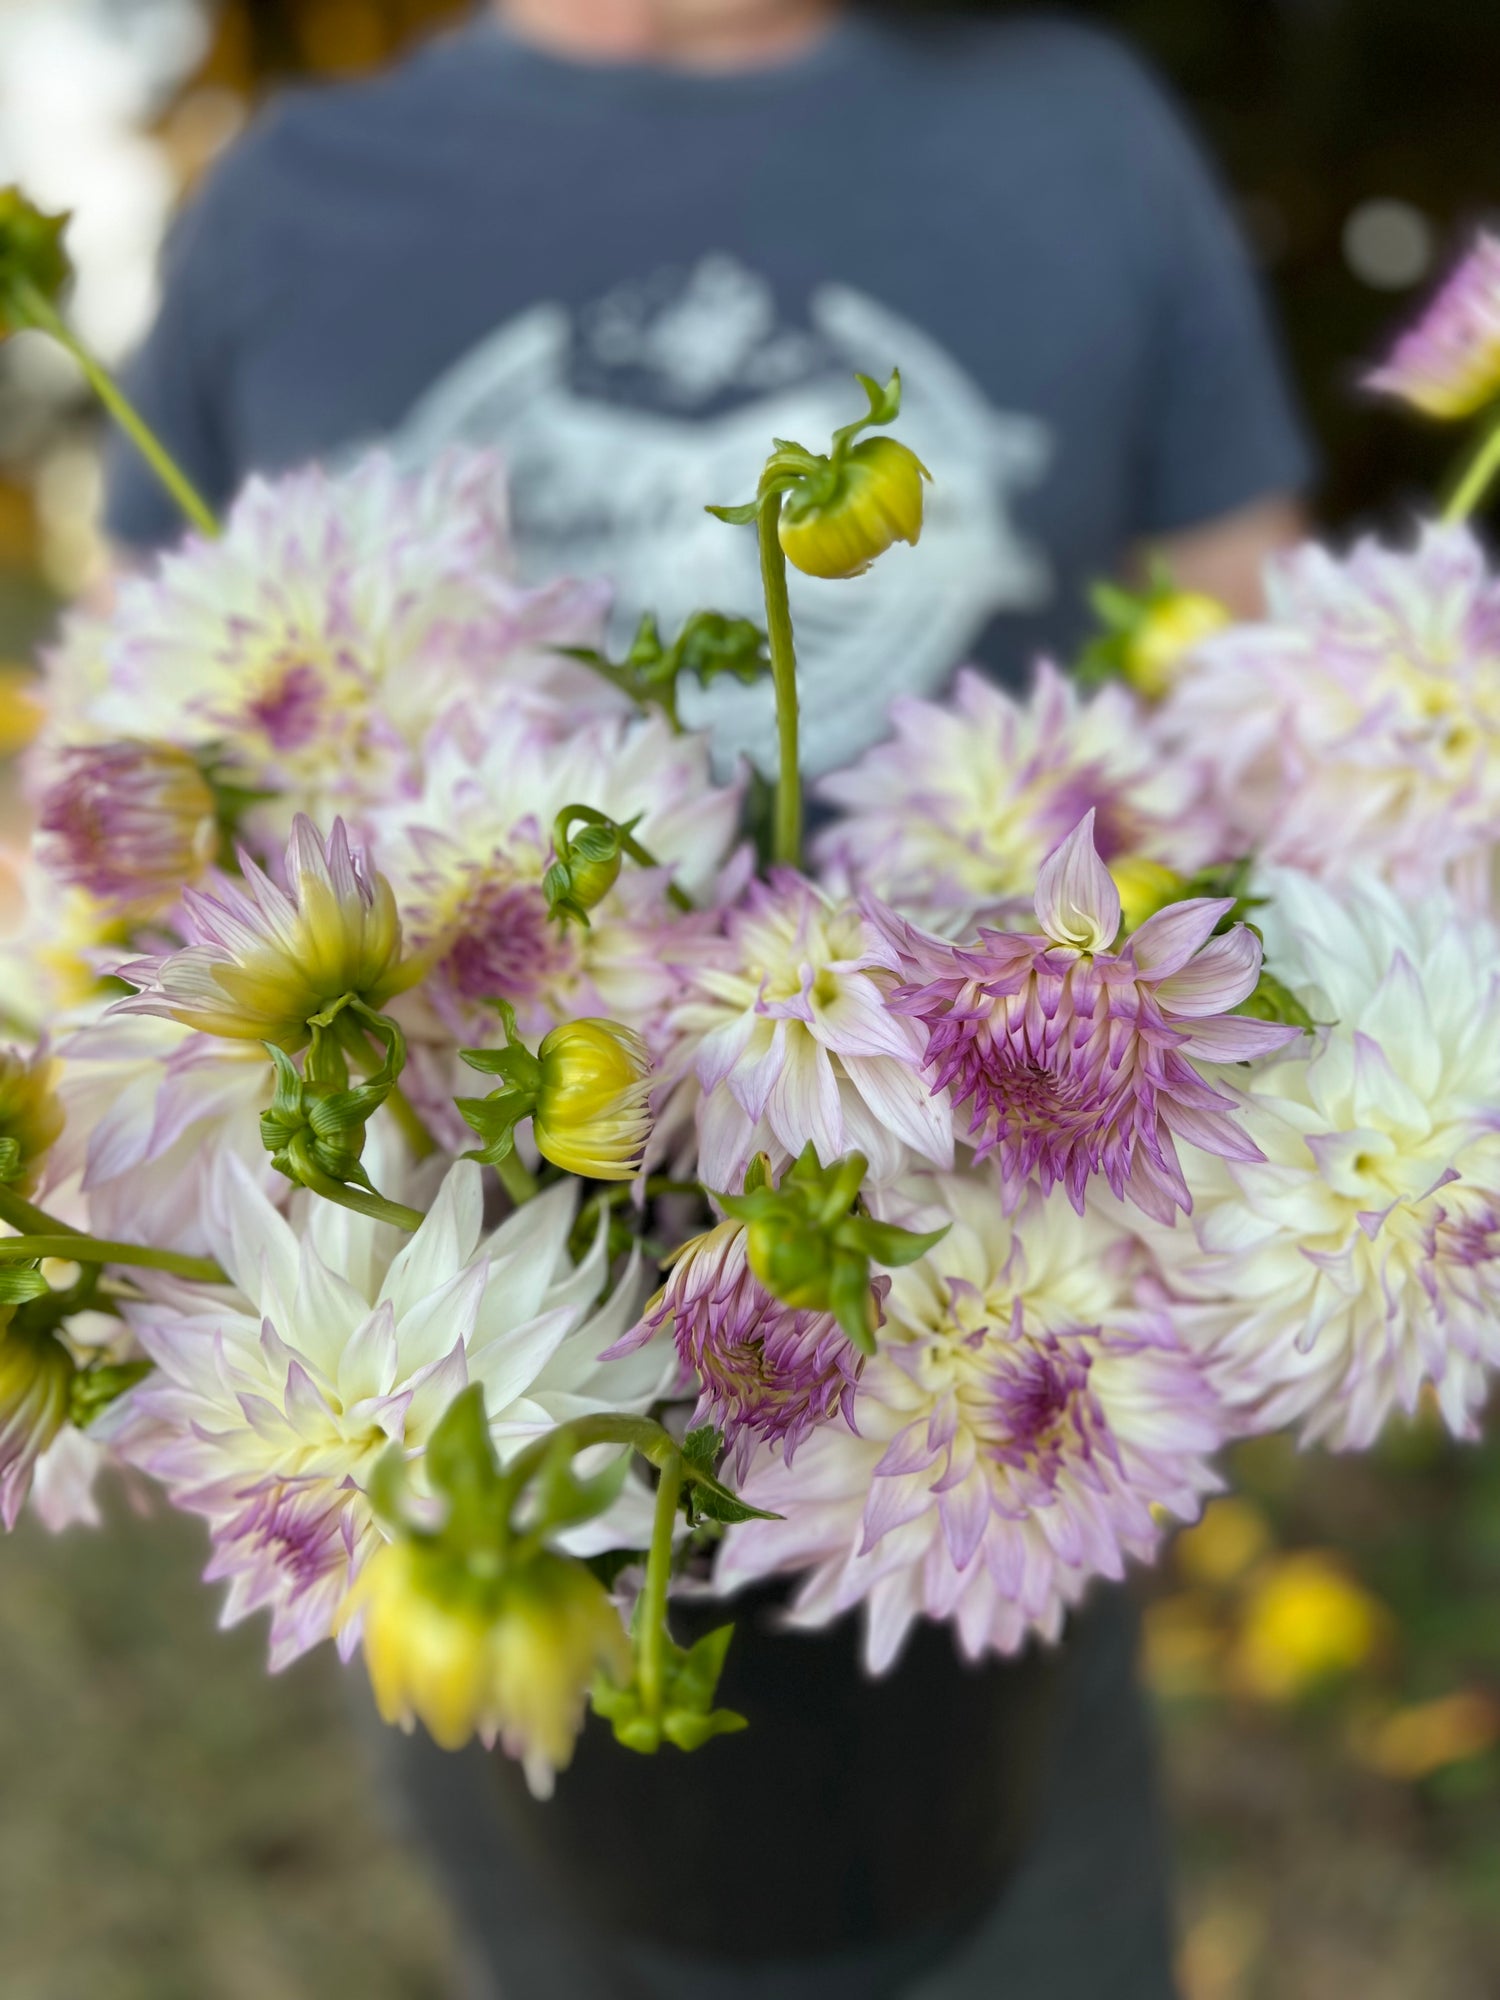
left=1034, top=812, right=1120, bottom=951
left=1152, top=924, right=1262, bottom=1015
left=1129, top=898, right=1234, bottom=978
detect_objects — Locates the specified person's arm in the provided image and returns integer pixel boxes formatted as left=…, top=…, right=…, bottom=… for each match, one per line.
left=1147, top=494, right=1306, bottom=617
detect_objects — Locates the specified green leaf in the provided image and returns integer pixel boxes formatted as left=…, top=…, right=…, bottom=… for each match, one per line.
left=705, top=501, right=761, bottom=526
left=682, top=1465, right=780, bottom=1526
left=681, top=1424, right=723, bottom=1474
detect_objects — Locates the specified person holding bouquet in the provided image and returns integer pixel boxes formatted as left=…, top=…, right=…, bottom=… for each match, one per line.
left=99, top=0, right=1312, bottom=1993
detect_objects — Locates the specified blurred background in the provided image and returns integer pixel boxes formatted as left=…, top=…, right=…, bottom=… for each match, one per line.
left=2, top=3, right=1499, bottom=1996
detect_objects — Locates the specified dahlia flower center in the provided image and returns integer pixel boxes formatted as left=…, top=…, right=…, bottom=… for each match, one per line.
left=237, top=1479, right=352, bottom=1592
left=425, top=856, right=580, bottom=1007
left=241, top=658, right=327, bottom=753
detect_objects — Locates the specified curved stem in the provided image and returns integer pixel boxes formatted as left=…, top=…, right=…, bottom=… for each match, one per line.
left=14, top=279, right=220, bottom=540
left=757, top=493, right=802, bottom=868
left=1445, top=402, right=1500, bottom=522
left=289, top=1133, right=426, bottom=1233
left=0, top=1233, right=223, bottom=1283
left=638, top=1453, right=684, bottom=1720
left=495, top=1149, right=541, bottom=1207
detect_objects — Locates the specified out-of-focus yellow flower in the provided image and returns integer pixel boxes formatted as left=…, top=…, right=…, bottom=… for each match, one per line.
left=351, top=1541, right=630, bottom=1795
left=532, top=1019, right=651, bottom=1181
left=1175, top=1498, right=1273, bottom=1589
left=0, top=1045, right=63, bottom=1198
left=1353, top=1691, right=1500, bottom=1781
left=1110, top=856, right=1187, bottom=935
left=778, top=436, right=930, bottom=581
left=1141, top=1593, right=1225, bottom=1701
left=1232, top=1552, right=1385, bottom=1701
left=0, top=667, right=43, bottom=757
left=1123, top=591, right=1231, bottom=699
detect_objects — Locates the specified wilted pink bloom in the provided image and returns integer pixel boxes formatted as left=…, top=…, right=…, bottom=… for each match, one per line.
left=887, top=814, right=1297, bottom=1222
left=605, top=1218, right=871, bottom=1471
left=1367, top=232, right=1500, bottom=419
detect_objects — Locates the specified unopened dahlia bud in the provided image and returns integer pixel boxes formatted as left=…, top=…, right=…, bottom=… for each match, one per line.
left=353, top=1540, right=629, bottom=1794
left=543, top=820, right=625, bottom=927
left=0, top=187, right=71, bottom=340
left=1366, top=231, right=1500, bottom=420
left=1109, top=856, right=1186, bottom=934
left=1125, top=591, right=1232, bottom=699
left=778, top=434, right=930, bottom=581
left=1080, top=574, right=1231, bottom=700
left=533, top=1020, right=652, bottom=1181
left=38, top=740, right=219, bottom=912
left=0, top=1314, right=72, bottom=1529
left=0, top=1045, right=64, bottom=1198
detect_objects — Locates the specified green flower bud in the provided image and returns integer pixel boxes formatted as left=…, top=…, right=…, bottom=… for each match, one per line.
left=0, top=1046, right=65, bottom=1199
left=0, top=188, right=72, bottom=339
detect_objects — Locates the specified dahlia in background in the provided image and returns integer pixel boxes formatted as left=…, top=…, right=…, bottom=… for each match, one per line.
left=36, top=739, right=219, bottom=916
left=100, top=1161, right=667, bottom=1669
left=30, top=451, right=613, bottom=856
left=813, top=663, right=1212, bottom=933
left=1157, top=524, right=1500, bottom=904
left=1366, top=231, right=1500, bottom=419
left=372, top=693, right=736, bottom=1045
left=886, top=814, right=1295, bottom=1222
left=716, top=1169, right=1224, bottom=1669
left=1148, top=870, right=1500, bottom=1450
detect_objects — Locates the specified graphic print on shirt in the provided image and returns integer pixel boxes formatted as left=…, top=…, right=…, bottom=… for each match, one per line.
left=388, top=256, right=1054, bottom=775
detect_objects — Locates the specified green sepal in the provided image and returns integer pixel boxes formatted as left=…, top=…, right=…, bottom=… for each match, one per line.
left=69, top=1359, right=152, bottom=1428
left=0, top=1136, right=22, bottom=1185
left=829, top=1248, right=879, bottom=1355
left=1235, top=963, right=1322, bottom=1035
left=591, top=1620, right=747, bottom=1756
left=0, top=1263, right=50, bottom=1305
left=529, top=1434, right=631, bottom=1537
left=705, top=501, right=761, bottom=527
left=846, top=1218, right=950, bottom=1270
left=455, top=1093, right=523, bottom=1167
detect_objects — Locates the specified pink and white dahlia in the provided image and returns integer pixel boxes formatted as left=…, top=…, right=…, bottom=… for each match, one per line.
left=1149, top=870, right=1500, bottom=1450
left=1366, top=231, right=1500, bottom=419
left=100, top=1159, right=670, bottom=1669
left=715, top=1170, right=1224, bottom=1669
left=47, top=1014, right=277, bottom=1258
left=34, top=452, right=612, bottom=845
left=605, top=1218, right=869, bottom=1471
left=887, top=814, right=1297, bottom=1222
left=372, top=694, right=737, bottom=1045
left=662, top=871, right=953, bottom=1192
left=812, top=663, right=1212, bottom=933
left=1157, top=524, right=1500, bottom=903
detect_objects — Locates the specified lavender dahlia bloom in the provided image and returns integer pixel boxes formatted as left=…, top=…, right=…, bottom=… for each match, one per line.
left=715, top=1170, right=1225, bottom=1669
left=1366, top=232, right=1500, bottom=419
left=1148, top=870, right=1500, bottom=1450
left=100, top=1159, right=670, bottom=1669
left=36, top=739, right=218, bottom=914
left=887, top=815, right=1297, bottom=1223
left=605, top=1218, right=872, bottom=1471
left=660, top=871, right=953, bottom=1192
left=812, top=663, right=1213, bottom=934
left=1156, top=524, right=1500, bottom=905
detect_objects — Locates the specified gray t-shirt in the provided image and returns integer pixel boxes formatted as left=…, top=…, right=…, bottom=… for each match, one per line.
left=106, top=9, right=1310, bottom=774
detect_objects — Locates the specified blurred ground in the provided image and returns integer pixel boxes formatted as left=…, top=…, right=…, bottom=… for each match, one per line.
left=2, top=1424, right=1499, bottom=2000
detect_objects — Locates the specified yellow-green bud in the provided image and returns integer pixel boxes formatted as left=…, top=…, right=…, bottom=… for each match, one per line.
left=1124, top=591, right=1231, bottom=699
left=1109, top=857, right=1187, bottom=935
left=352, top=1541, right=630, bottom=1793
left=0, top=1047, right=64, bottom=1199
left=0, top=188, right=72, bottom=339
left=778, top=436, right=930, bottom=581
left=532, top=1019, right=652, bottom=1181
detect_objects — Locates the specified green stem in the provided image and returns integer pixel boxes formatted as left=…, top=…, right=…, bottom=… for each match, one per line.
left=495, top=1149, right=541, bottom=1207
left=757, top=493, right=802, bottom=868
left=288, top=1132, right=426, bottom=1233
left=1445, top=402, right=1500, bottom=522
left=14, top=278, right=219, bottom=540
left=387, top=1085, right=437, bottom=1161
left=637, top=1452, right=684, bottom=1720
left=0, top=1185, right=83, bottom=1240
left=0, top=1234, right=223, bottom=1283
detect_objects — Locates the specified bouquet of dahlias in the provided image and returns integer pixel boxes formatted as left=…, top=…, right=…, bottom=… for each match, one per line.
left=5, top=191, right=1500, bottom=1802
